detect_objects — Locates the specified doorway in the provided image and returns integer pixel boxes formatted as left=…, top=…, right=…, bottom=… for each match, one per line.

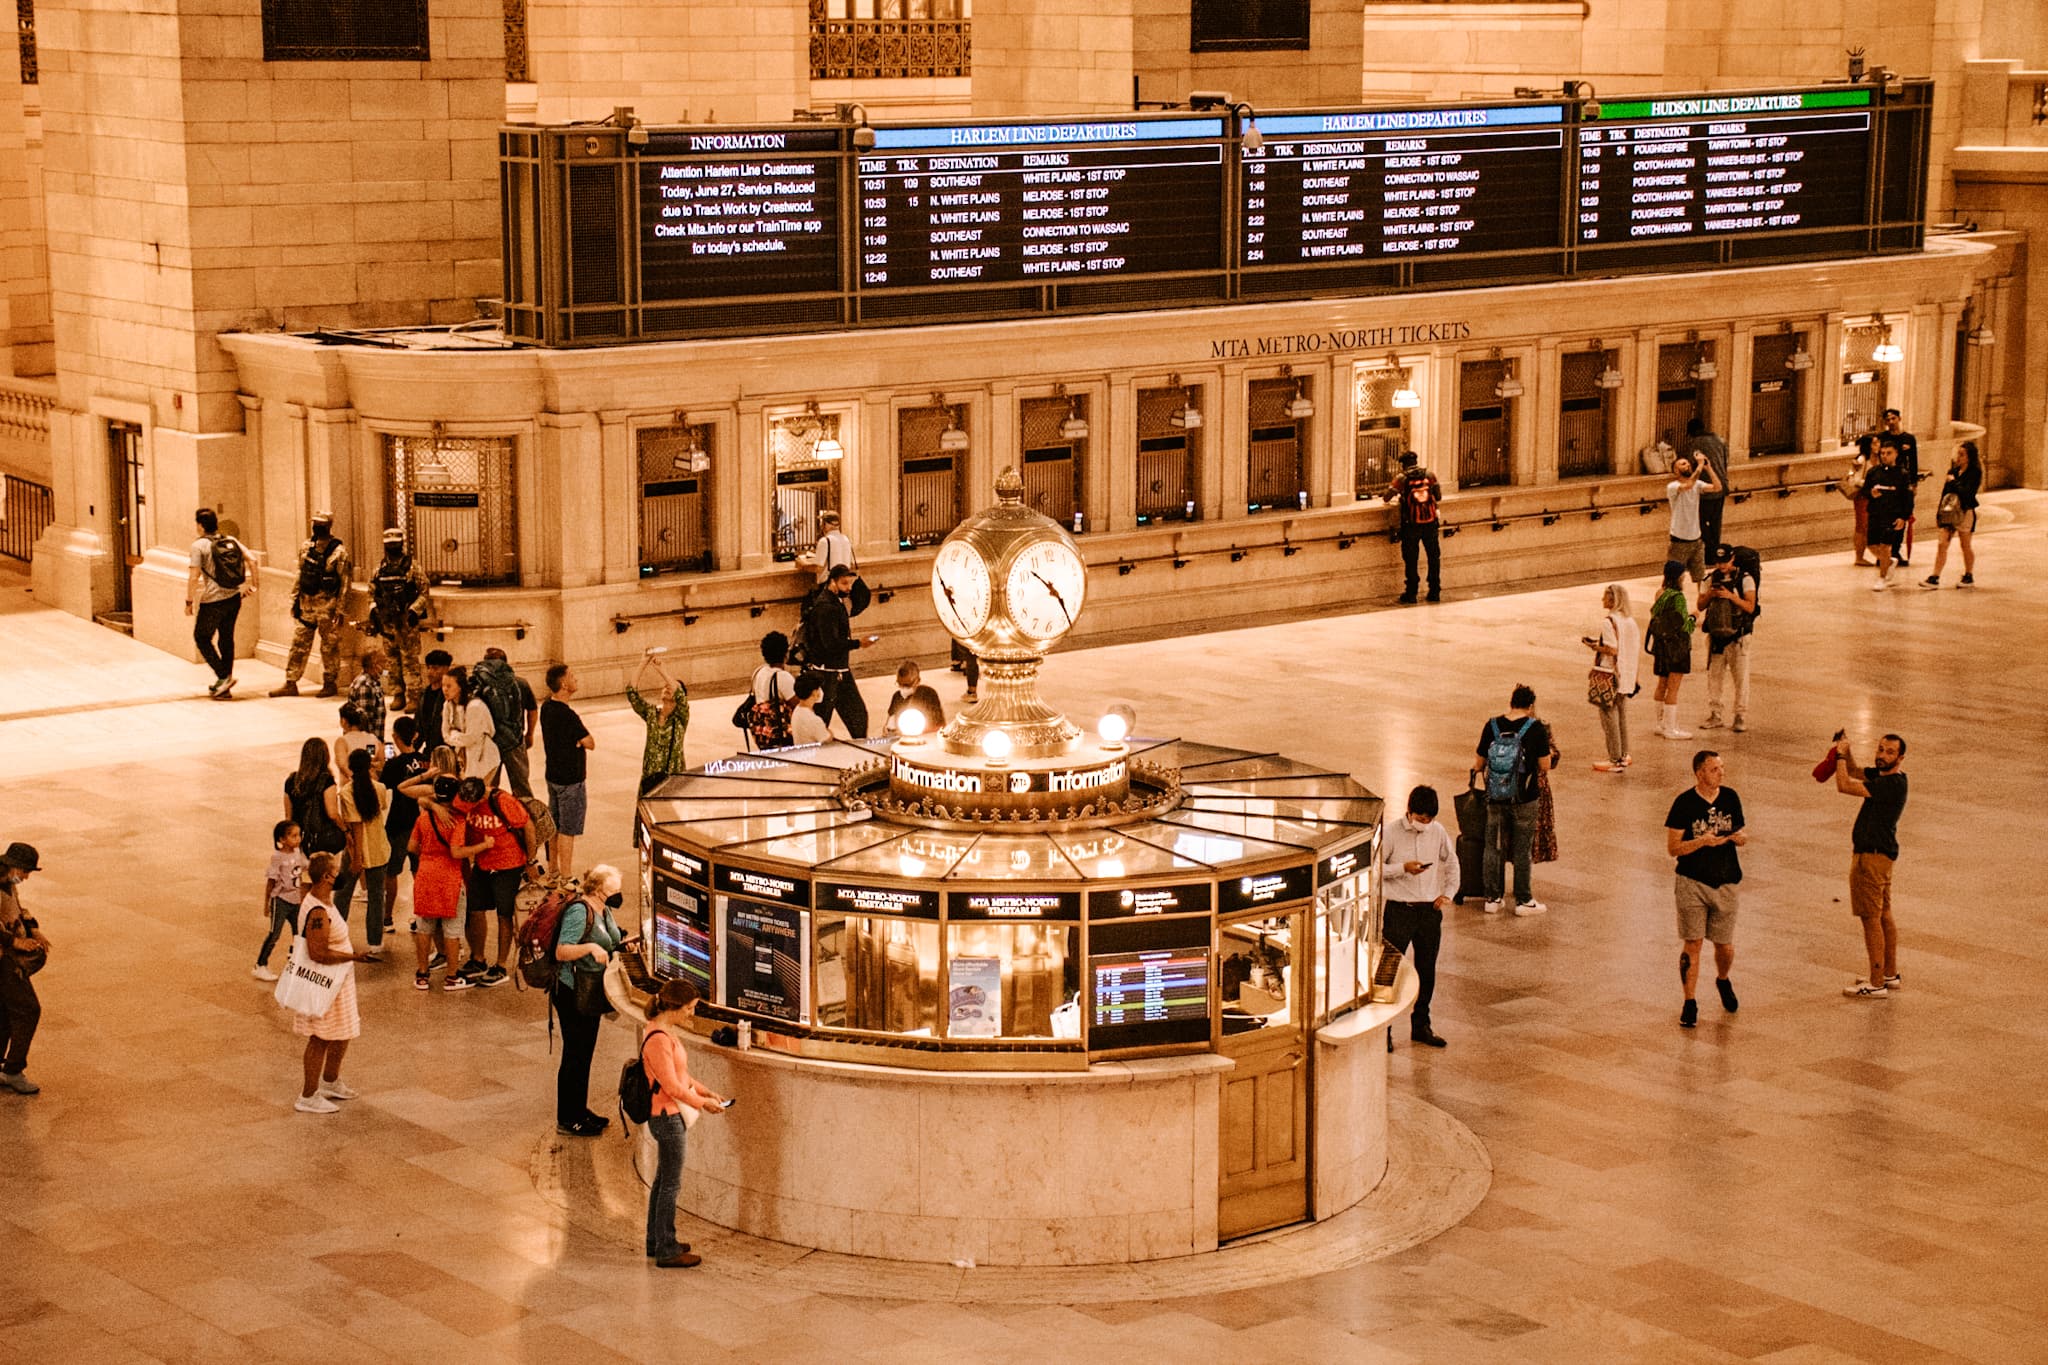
left=1216, top=908, right=1310, bottom=1239
left=106, top=420, right=145, bottom=617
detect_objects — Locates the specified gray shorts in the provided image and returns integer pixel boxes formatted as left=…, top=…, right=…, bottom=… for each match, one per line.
left=548, top=780, right=587, bottom=837
left=1675, top=875, right=1738, bottom=945
left=1667, top=536, right=1706, bottom=584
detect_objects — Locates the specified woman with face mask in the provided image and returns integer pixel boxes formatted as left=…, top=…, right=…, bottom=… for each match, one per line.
left=552, top=864, right=631, bottom=1137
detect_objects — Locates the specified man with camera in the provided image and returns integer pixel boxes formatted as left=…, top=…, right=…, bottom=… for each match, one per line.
left=1665, top=452, right=1721, bottom=589
left=1696, top=544, right=1756, bottom=733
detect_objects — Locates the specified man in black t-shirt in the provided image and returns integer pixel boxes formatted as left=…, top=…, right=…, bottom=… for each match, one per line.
left=1469, top=684, right=1551, bottom=916
left=1833, top=732, right=1909, bottom=999
left=540, top=663, right=595, bottom=871
left=1880, top=409, right=1921, bottom=563
left=380, top=716, right=428, bottom=934
left=1665, top=750, right=1748, bottom=1029
left=804, top=565, right=880, bottom=739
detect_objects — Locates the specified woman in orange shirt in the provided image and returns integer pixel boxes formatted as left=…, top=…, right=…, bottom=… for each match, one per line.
left=641, top=979, right=725, bottom=1268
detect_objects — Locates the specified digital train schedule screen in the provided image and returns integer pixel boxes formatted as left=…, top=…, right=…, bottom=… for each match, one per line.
left=1088, top=916, right=1211, bottom=1051
left=1574, top=89, right=1873, bottom=247
left=1242, top=105, right=1566, bottom=266
left=636, top=127, right=843, bottom=301
left=856, top=116, right=1226, bottom=289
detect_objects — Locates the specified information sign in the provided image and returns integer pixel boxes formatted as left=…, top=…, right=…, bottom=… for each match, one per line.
left=818, top=880, right=942, bottom=920
left=651, top=875, right=712, bottom=992
left=1087, top=881, right=1213, bottom=920
left=637, top=127, right=842, bottom=300
left=719, top=897, right=809, bottom=1022
left=1088, top=916, right=1213, bottom=1050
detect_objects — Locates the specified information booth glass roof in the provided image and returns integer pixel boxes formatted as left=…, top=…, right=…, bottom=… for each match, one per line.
left=1047, top=828, right=1207, bottom=879
left=940, top=832, right=1087, bottom=882
left=818, top=828, right=980, bottom=881
left=730, top=820, right=904, bottom=866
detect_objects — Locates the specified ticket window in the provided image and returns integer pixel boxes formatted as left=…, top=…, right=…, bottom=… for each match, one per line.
left=1135, top=382, right=1203, bottom=524
left=1750, top=332, right=1805, bottom=456
left=770, top=412, right=844, bottom=562
left=1838, top=325, right=1890, bottom=443
left=943, top=921, right=1080, bottom=1039
left=1352, top=367, right=1410, bottom=501
left=637, top=423, right=714, bottom=575
left=1457, top=359, right=1512, bottom=488
left=899, top=402, right=964, bottom=547
left=1246, top=376, right=1307, bottom=513
left=1655, top=341, right=1714, bottom=452
left=1557, top=350, right=1617, bottom=479
left=1219, top=913, right=1298, bottom=1031
left=1019, top=393, right=1087, bottom=531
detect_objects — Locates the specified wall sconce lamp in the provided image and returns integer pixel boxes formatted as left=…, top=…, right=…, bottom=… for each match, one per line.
left=1055, top=383, right=1090, bottom=441
left=1281, top=364, right=1314, bottom=420
left=1492, top=349, right=1523, bottom=400
left=1784, top=322, right=1816, bottom=371
left=803, top=401, right=844, bottom=461
left=935, top=393, right=970, bottom=452
left=1872, top=328, right=1904, bottom=364
left=1167, top=373, right=1202, bottom=430
left=840, top=102, right=876, bottom=150
left=1593, top=339, right=1624, bottom=389
left=612, top=106, right=649, bottom=147
left=1687, top=331, right=1718, bottom=381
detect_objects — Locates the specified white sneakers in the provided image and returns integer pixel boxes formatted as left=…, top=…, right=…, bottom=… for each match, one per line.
left=1482, top=899, right=1504, bottom=915
left=1870, top=576, right=1891, bottom=592
left=1843, top=980, right=1889, bottom=999
left=1513, top=900, right=1548, bottom=917
left=319, top=1079, right=359, bottom=1101
left=294, top=1094, right=340, bottom=1114
left=251, top=965, right=278, bottom=982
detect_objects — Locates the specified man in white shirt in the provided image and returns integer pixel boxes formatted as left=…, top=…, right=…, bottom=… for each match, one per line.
left=1665, top=454, right=1720, bottom=589
left=185, top=508, right=254, bottom=699
left=1380, top=786, right=1458, bottom=1048
left=809, top=510, right=854, bottom=584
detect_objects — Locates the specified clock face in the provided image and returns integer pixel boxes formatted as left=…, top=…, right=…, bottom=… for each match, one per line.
left=1003, top=540, right=1087, bottom=642
left=932, top=540, right=992, bottom=638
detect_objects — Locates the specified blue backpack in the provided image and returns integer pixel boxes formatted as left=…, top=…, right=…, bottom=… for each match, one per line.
left=1484, top=718, right=1536, bottom=804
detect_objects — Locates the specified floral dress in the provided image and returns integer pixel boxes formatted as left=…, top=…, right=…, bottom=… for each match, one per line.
left=628, top=682, right=691, bottom=790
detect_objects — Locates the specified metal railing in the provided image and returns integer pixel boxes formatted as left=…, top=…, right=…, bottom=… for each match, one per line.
left=1, top=472, right=52, bottom=563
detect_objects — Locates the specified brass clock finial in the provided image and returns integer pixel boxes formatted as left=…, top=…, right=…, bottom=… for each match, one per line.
left=994, top=467, right=1024, bottom=503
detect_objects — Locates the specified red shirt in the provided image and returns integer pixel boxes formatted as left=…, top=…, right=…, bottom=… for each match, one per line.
left=458, top=791, right=530, bottom=871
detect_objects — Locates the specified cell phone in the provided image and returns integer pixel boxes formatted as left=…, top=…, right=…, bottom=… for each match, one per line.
left=383, top=741, right=397, bottom=759
left=718, top=1097, right=736, bottom=1111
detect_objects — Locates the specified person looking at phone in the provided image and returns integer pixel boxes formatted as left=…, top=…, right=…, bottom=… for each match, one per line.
left=1665, top=751, right=1747, bottom=1030
left=802, top=564, right=880, bottom=739
left=1380, top=786, right=1457, bottom=1048
left=642, top=979, right=727, bottom=1268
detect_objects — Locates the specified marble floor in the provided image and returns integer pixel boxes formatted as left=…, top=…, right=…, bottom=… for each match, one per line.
left=2, top=493, right=2046, bottom=1364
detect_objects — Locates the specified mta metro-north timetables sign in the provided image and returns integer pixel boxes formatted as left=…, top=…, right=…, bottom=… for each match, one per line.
left=856, top=116, right=1227, bottom=288
left=1574, top=89, right=1873, bottom=245
left=1242, top=105, right=1567, bottom=265
left=637, top=127, right=843, bottom=300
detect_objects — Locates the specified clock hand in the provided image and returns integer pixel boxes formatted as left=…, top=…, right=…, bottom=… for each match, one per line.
left=1030, top=571, right=1073, bottom=625
left=939, top=578, right=960, bottom=614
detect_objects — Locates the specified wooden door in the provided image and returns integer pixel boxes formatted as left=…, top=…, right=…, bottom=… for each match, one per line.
left=107, top=421, right=145, bottom=614
left=1216, top=910, right=1310, bottom=1239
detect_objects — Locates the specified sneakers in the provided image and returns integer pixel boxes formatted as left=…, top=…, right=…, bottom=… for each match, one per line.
left=1959, top=574, right=1974, bottom=588
left=441, top=974, right=474, bottom=992
left=358, top=950, right=382, bottom=964
left=1716, top=978, right=1739, bottom=1013
left=478, top=966, right=509, bottom=989
left=0, top=1070, right=39, bottom=1095
left=268, top=681, right=300, bottom=697
left=427, top=952, right=447, bottom=971
left=415, top=971, right=431, bottom=991
left=214, top=677, right=236, bottom=700
left=457, top=959, right=487, bottom=982
left=1481, top=899, right=1504, bottom=915
left=1513, top=900, right=1547, bottom=917
left=1921, top=575, right=1940, bottom=589
left=1664, top=726, right=1694, bottom=740
left=557, top=1116, right=606, bottom=1138
left=294, top=1094, right=340, bottom=1114
left=1883, top=973, right=1902, bottom=991
left=1680, top=999, right=1698, bottom=1029
left=206, top=676, right=226, bottom=697
left=1843, top=980, right=1889, bottom=999
left=1698, top=715, right=1726, bottom=730
left=1731, top=717, right=1747, bottom=733
left=1592, top=761, right=1624, bottom=773
left=1870, top=577, right=1890, bottom=592
left=252, top=965, right=279, bottom=982
left=319, top=1079, right=359, bottom=1101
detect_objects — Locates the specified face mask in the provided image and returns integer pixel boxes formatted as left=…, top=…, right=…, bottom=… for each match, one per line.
left=899, top=687, right=915, bottom=698
left=384, top=545, right=402, bottom=559
left=604, top=892, right=624, bottom=909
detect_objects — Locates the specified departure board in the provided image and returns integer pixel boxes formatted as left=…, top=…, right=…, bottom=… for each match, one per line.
left=1088, top=917, right=1212, bottom=1050
left=1574, top=89, right=1873, bottom=245
left=1242, top=105, right=1565, bottom=264
left=637, top=127, right=842, bottom=300
left=856, top=117, right=1226, bottom=288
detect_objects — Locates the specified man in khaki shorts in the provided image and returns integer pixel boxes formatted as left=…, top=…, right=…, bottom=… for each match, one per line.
left=1832, top=733, right=1909, bottom=999
left=1665, top=751, right=1747, bottom=1029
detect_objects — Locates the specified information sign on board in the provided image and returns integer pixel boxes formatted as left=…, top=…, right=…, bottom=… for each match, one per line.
left=1243, top=105, right=1565, bottom=265
left=946, top=889, right=1084, bottom=921
left=856, top=117, right=1226, bottom=288
left=1086, top=881, right=1214, bottom=920
left=651, top=875, right=712, bottom=992
left=719, top=897, right=810, bottom=1022
left=1089, top=915, right=1213, bottom=1050
left=1217, top=863, right=1314, bottom=913
left=713, top=862, right=810, bottom=907
left=636, top=127, right=843, bottom=301
left=818, top=880, right=942, bottom=920
left=654, top=842, right=708, bottom=886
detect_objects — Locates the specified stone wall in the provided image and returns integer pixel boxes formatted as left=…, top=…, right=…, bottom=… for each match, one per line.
left=524, top=0, right=808, bottom=125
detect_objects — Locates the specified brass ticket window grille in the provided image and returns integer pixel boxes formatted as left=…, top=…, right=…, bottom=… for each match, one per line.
left=1750, top=332, right=1803, bottom=456
left=771, top=412, right=844, bottom=563
left=898, top=402, right=964, bottom=548
left=384, top=434, right=520, bottom=587
left=1353, top=368, right=1410, bottom=500
left=1457, top=360, right=1512, bottom=489
left=1557, top=350, right=1617, bottom=478
left=1653, top=342, right=1711, bottom=454
left=1246, top=376, right=1308, bottom=513
left=1839, top=323, right=1889, bottom=442
left=811, top=1, right=970, bottom=81
left=1018, top=394, right=1086, bottom=531
left=1135, top=383, right=1202, bottom=524
left=638, top=424, right=715, bottom=576
left=261, top=0, right=429, bottom=61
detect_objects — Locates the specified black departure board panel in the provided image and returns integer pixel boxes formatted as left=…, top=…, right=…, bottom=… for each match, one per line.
left=1089, top=916, right=1212, bottom=1051
left=1574, top=90, right=1873, bottom=246
left=855, top=117, right=1226, bottom=288
left=1242, top=106, right=1565, bottom=265
left=637, top=127, right=842, bottom=300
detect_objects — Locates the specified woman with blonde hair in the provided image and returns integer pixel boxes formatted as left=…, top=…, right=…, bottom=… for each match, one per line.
left=552, top=863, right=629, bottom=1136
left=1584, top=583, right=1642, bottom=773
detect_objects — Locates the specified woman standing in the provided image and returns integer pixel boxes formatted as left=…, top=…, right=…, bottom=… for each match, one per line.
left=1923, top=440, right=1982, bottom=589
left=1585, top=584, right=1641, bottom=773
left=292, top=852, right=367, bottom=1114
left=441, top=666, right=500, bottom=786
left=628, top=650, right=691, bottom=796
left=335, top=746, right=390, bottom=957
left=1849, top=434, right=1876, bottom=566
left=1646, top=561, right=1696, bottom=741
left=552, top=864, right=628, bottom=1137
left=642, top=979, right=725, bottom=1268
left=408, top=775, right=482, bottom=991
left=1531, top=722, right=1562, bottom=866
left=0, top=842, right=47, bottom=1095
left=283, top=738, right=349, bottom=878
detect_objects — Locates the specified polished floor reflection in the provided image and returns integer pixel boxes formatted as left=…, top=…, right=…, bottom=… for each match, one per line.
left=2, top=494, right=2045, bottom=1363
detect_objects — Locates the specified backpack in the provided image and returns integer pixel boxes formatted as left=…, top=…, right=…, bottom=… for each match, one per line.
left=1483, top=717, right=1537, bottom=804
left=619, top=1033, right=661, bottom=1126
left=206, top=535, right=248, bottom=590
left=519, top=794, right=557, bottom=858
left=1728, top=546, right=1762, bottom=635
left=471, top=657, right=524, bottom=745
left=295, top=775, right=347, bottom=855
left=745, top=667, right=797, bottom=750
left=1401, top=472, right=1440, bottom=526
left=515, top=886, right=581, bottom=990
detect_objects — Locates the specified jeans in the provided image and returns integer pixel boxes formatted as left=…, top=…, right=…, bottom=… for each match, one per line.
left=815, top=670, right=869, bottom=739
left=499, top=737, right=535, bottom=799
left=1400, top=526, right=1441, bottom=598
left=257, top=896, right=300, bottom=966
left=1705, top=637, right=1750, bottom=722
left=334, top=859, right=387, bottom=948
left=645, top=1112, right=689, bottom=1257
left=1596, top=695, right=1631, bottom=763
left=1699, top=495, right=1726, bottom=562
left=1381, top=900, right=1442, bottom=1033
left=553, top=983, right=602, bottom=1127
left=194, top=596, right=240, bottom=681
left=1482, top=799, right=1538, bottom=904
left=0, top=955, right=39, bottom=1074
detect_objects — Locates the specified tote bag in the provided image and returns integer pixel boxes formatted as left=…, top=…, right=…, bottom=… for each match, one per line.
left=273, top=908, right=348, bottom=1018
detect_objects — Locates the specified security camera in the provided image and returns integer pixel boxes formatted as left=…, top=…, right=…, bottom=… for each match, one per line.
left=853, top=125, right=876, bottom=150
left=626, top=123, right=650, bottom=147
left=1188, top=90, right=1232, bottom=111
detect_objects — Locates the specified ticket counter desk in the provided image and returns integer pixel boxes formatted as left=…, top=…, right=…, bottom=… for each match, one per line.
left=609, top=736, right=1423, bottom=1265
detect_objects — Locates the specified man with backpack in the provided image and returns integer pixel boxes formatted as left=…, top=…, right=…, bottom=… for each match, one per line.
left=185, top=508, right=254, bottom=699
left=1470, top=684, right=1552, bottom=917
left=270, top=512, right=351, bottom=698
left=1697, top=544, right=1758, bottom=733
left=472, top=647, right=539, bottom=798
left=367, top=528, right=430, bottom=712
left=1383, top=450, right=1443, bottom=604
left=803, top=565, right=880, bottom=739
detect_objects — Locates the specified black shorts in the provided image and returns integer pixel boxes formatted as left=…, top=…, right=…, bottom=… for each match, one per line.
left=465, top=865, right=523, bottom=918
left=384, top=837, right=417, bottom=878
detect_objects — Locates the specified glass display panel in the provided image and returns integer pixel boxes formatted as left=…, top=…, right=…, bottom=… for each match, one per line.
left=1050, top=828, right=1207, bottom=879
left=761, top=740, right=891, bottom=773
left=1180, top=793, right=1385, bottom=825
left=671, top=810, right=865, bottom=847
left=1157, top=809, right=1346, bottom=848
left=640, top=797, right=844, bottom=824
left=1122, top=739, right=1270, bottom=769
left=1148, top=819, right=1321, bottom=866
left=1183, top=776, right=1380, bottom=800
left=941, top=833, right=1085, bottom=881
left=817, top=828, right=978, bottom=880
left=731, top=820, right=904, bottom=866
left=717, top=895, right=811, bottom=1022
left=818, top=914, right=942, bottom=1035
left=1220, top=914, right=1296, bottom=1031
left=1179, top=755, right=1349, bottom=782
left=1314, top=875, right=1364, bottom=1021
left=944, top=922, right=1081, bottom=1039
left=1089, top=916, right=1213, bottom=1050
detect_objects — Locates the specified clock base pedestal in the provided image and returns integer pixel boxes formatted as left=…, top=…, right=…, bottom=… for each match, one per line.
left=941, top=657, right=1080, bottom=759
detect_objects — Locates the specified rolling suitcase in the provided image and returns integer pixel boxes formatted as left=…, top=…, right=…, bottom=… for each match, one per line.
left=1451, top=774, right=1488, bottom=905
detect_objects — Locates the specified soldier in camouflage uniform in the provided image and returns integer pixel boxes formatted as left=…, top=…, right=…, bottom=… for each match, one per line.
left=367, top=527, right=430, bottom=712
left=269, top=512, right=351, bottom=698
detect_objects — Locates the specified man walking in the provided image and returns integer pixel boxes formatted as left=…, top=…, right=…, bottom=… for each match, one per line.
left=1863, top=440, right=1912, bottom=591
left=1665, top=751, right=1747, bottom=1029
left=804, top=564, right=880, bottom=739
left=185, top=508, right=253, bottom=699
left=541, top=663, right=595, bottom=871
left=347, top=646, right=390, bottom=741
left=1471, top=684, right=1551, bottom=917
left=0, top=842, right=47, bottom=1095
left=1832, top=732, right=1909, bottom=999
left=1880, top=409, right=1920, bottom=565
left=367, top=528, right=430, bottom=711
left=270, top=511, right=351, bottom=698
left=1383, top=450, right=1443, bottom=604
left=1696, top=544, right=1756, bottom=733
left=1380, top=786, right=1456, bottom=1047
left=1683, top=418, right=1732, bottom=561
left=1665, top=453, right=1721, bottom=589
